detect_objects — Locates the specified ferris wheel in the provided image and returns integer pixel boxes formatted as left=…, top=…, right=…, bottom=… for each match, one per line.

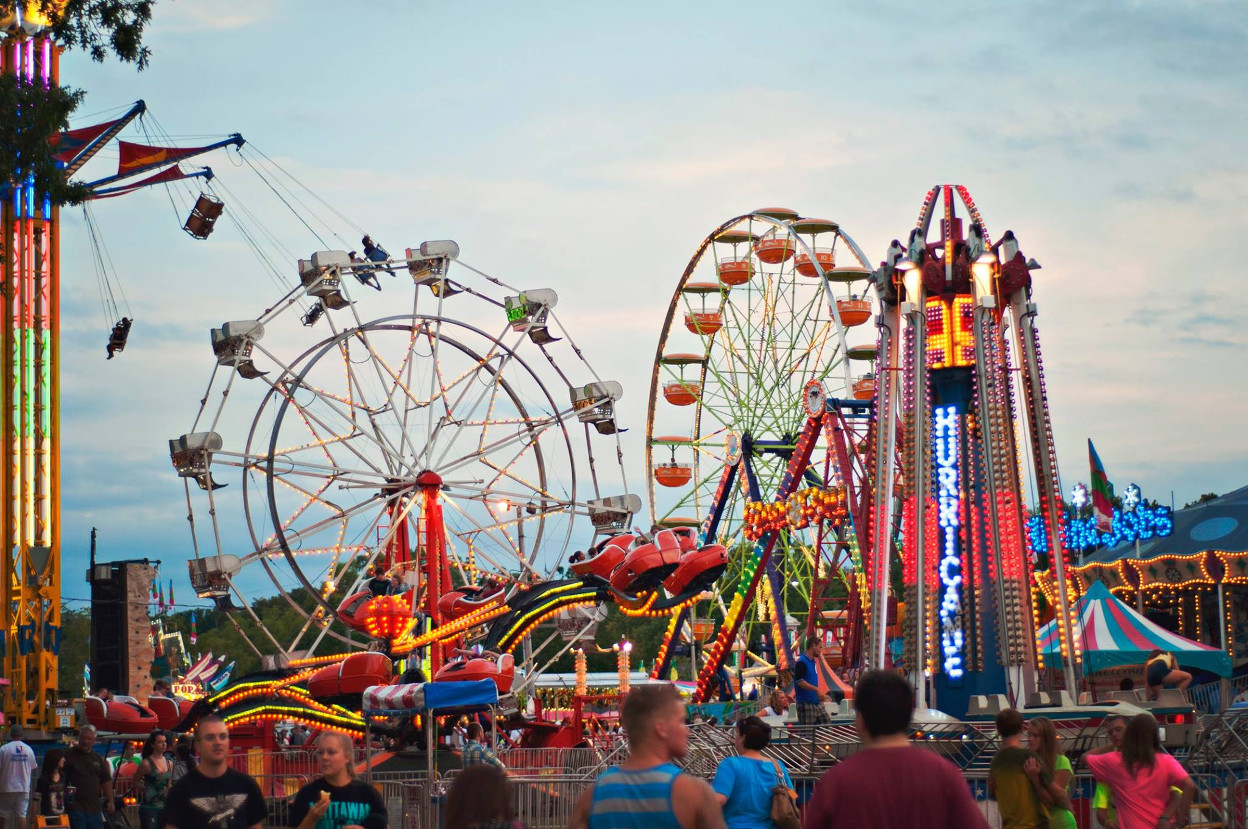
left=645, top=208, right=878, bottom=669
left=172, top=242, right=636, bottom=667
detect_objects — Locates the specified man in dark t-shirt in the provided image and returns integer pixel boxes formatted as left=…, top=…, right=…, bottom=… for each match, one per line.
left=163, top=717, right=266, bottom=829
left=803, top=671, right=988, bottom=828
left=63, top=726, right=113, bottom=829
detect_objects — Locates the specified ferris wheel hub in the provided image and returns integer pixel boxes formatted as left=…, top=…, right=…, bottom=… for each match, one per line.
left=415, top=469, right=443, bottom=487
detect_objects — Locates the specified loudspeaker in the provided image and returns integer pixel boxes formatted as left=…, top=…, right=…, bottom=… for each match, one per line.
left=87, top=561, right=156, bottom=698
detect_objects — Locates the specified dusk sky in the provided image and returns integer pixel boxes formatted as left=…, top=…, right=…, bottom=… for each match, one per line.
left=57, top=0, right=1248, bottom=611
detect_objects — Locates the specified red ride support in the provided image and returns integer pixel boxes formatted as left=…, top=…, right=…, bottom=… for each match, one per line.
left=417, top=470, right=453, bottom=674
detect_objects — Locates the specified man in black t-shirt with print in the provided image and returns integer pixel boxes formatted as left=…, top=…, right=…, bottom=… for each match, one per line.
left=163, top=716, right=266, bottom=829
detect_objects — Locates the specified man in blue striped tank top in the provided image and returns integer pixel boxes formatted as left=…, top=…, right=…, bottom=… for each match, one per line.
left=570, top=684, right=725, bottom=829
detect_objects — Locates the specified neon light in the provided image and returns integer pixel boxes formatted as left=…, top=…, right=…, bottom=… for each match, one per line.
left=1026, top=502, right=1174, bottom=557
left=934, top=404, right=963, bottom=680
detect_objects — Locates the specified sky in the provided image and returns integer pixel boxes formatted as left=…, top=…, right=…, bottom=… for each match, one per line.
left=54, top=0, right=1248, bottom=615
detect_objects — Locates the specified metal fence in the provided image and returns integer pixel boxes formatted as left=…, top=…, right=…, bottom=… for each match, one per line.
left=1191, top=675, right=1248, bottom=715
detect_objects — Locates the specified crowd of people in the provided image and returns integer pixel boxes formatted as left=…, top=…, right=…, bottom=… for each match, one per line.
left=0, top=642, right=1205, bottom=829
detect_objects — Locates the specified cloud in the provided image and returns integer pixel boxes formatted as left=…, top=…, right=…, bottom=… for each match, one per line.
left=150, top=0, right=278, bottom=32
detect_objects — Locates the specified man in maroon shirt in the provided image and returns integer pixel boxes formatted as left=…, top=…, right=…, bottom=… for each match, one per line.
left=802, top=671, right=988, bottom=829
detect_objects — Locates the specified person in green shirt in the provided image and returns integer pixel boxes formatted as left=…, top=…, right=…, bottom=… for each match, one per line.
left=988, top=709, right=1055, bottom=829
left=1027, top=717, right=1075, bottom=829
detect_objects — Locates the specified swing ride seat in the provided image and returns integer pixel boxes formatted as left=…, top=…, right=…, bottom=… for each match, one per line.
left=183, top=193, right=225, bottom=240
left=107, top=318, right=132, bottom=355
left=569, top=533, right=635, bottom=580
left=434, top=651, right=515, bottom=694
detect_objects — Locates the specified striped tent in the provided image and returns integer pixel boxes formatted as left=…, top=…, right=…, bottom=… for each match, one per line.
left=1039, top=581, right=1231, bottom=676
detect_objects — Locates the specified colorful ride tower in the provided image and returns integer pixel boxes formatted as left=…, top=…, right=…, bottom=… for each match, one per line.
left=2, top=4, right=239, bottom=729
left=868, top=185, right=1078, bottom=717
left=1, top=9, right=64, bottom=732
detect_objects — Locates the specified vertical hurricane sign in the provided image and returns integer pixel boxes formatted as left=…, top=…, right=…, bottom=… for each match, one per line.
left=934, top=404, right=964, bottom=680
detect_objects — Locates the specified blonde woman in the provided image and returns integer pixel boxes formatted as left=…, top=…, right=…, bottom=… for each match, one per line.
left=288, top=732, right=387, bottom=829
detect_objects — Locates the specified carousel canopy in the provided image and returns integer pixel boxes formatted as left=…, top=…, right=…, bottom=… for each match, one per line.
left=1038, top=581, right=1232, bottom=676
left=1090, top=484, right=1248, bottom=562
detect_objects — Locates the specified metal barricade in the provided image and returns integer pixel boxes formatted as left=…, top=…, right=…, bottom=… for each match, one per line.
left=495, top=747, right=607, bottom=776
left=510, top=776, right=590, bottom=829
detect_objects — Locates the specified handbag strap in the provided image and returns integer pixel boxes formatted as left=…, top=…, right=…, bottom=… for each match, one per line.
left=769, top=758, right=785, bottom=786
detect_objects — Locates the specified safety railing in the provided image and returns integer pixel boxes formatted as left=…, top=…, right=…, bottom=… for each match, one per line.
left=494, top=746, right=609, bottom=776
left=245, top=754, right=1247, bottom=828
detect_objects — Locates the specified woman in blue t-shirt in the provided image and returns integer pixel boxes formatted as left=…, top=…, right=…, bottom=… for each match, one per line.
left=711, top=716, right=795, bottom=829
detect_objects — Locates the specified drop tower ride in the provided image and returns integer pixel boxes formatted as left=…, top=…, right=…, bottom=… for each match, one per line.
left=865, top=186, right=1078, bottom=716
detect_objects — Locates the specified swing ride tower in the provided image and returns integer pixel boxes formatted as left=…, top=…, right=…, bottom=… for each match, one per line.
left=1, top=18, right=62, bottom=731
left=2, top=5, right=241, bottom=728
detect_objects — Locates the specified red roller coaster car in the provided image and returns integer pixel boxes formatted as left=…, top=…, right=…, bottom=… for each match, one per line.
left=307, top=652, right=394, bottom=699
left=569, top=534, right=636, bottom=580
left=147, top=696, right=196, bottom=730
left=609, top=530, right=682, bottom=594
left=84, top=695, right=159, bottom=735
left=437, top=582, right=505, bottom=621
left=434, top=651, right=516, bottom=694
left=663, top=543, right=729, bottom=596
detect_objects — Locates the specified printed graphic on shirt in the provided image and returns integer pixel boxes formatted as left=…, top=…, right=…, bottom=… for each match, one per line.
left=315, top=801, right=372, bottom=829
left=189, top=794, right=250, bottom=829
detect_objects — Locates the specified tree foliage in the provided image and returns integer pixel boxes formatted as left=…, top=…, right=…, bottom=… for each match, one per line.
left=2, top=1, right=155, bottom=204
left=1183, top=492, right=1219, bottom=509
left=44, top=0, right=155, bottom=68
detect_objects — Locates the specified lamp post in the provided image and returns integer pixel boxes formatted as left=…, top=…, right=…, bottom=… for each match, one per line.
left=1123, top=483, right=1146, bottom=614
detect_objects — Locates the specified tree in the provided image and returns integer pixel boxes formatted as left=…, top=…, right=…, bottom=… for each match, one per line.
left=1183, top=492, right=1219, bottom=509
left=2, top=1, right=156, bottom=204
left=57, top=607, right=91, bottom=694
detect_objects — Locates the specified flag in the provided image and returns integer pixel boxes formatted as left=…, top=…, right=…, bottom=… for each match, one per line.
left=158, top=582, right=165, bottom=613
left=1088, top=439, right=1114, bottom=533
left=169, top=579, right=175, bottom=609
left=189, top=611, right=198, bottom=646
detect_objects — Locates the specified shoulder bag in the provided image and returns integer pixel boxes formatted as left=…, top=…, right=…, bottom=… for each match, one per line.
left=769, top=758, right=801, bottom=829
